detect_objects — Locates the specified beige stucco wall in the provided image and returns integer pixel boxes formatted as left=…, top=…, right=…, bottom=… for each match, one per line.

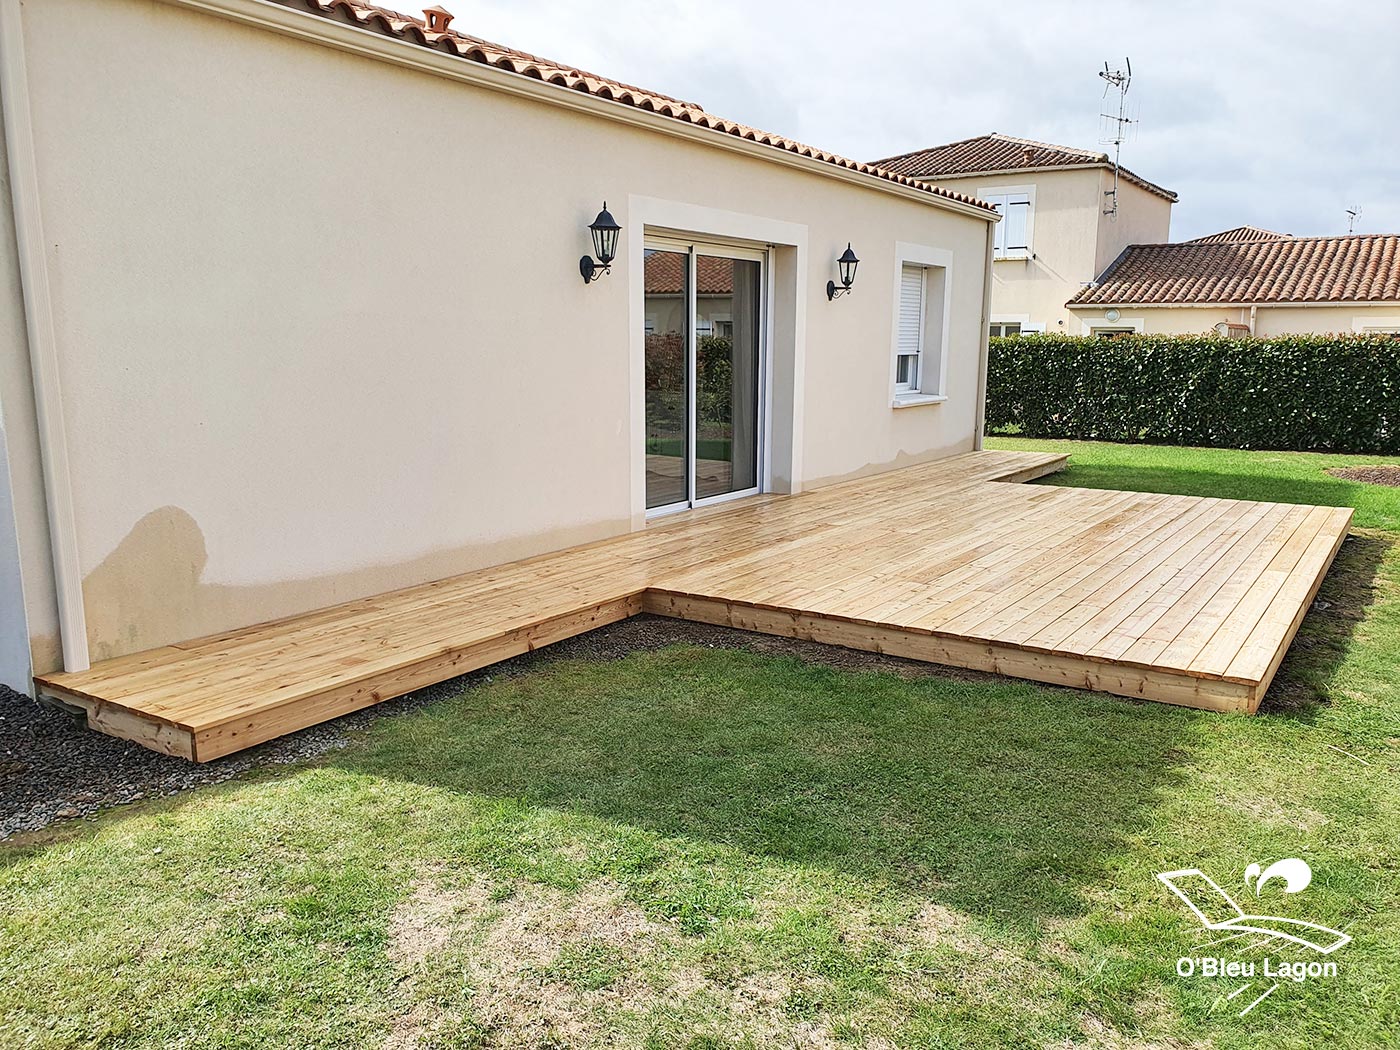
left=1253, top=305, right=1400, bottom=336
left=1068, top=304, right=1400, bottom=336
left=10, top=0, right=993, bottom=672
left=1094, top=175, right=1173, bottom=274
left=925, top=168, right=1104, bottom=333
left=1068, top=306, right=1247, bottom=335
left=924, top=168, right=1175, bottom=333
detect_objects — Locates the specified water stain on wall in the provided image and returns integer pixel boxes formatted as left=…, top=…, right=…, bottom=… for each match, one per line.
left=69, top=505, right=629, bottom=671
left=801, top=441, right=974, bottom=492
left=28, top=634, right=60, bottom=678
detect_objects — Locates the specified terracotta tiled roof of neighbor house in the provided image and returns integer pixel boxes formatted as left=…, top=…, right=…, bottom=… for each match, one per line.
left=269, top=1, right=999, bottom=214
left=1068, top=234, right=1400, bottom=306
left=870, top=132, right=1178, bottom=202
left=644, top=252, right=737, bottom=295
left=1187, top=226, right=1292, bottom=244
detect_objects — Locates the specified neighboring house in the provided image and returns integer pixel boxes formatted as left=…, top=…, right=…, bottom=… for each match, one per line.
left=1069, top=231, right=1400, bottom=336
left=1184, top=225, right=1292, bottom=245
left=0, top=0, right=1000, bottom=690
left=872, top=133, right=1177, bottom=335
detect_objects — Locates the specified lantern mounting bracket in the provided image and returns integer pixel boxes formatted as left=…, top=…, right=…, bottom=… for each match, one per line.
left=579, top=256, right=611, bottom=284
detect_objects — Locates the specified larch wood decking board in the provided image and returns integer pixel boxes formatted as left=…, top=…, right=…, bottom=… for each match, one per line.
left=35, top=450, right=1353, bottom=760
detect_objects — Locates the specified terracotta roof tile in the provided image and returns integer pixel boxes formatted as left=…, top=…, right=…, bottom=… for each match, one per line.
left=271, top=1, right=999, bottom=215
left=1068, top=234, right=1400, bottom=306
left=1186, top=225, right=1291, bottom=244
left=645, top=251, right=736, bottom=295
left=870, top=132, right=1177, bottom=202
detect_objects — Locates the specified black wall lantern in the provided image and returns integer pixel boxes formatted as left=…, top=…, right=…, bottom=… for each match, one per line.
left=826, top=243, right=859, bottom=300
left=580, top=202, right=621, bottom=284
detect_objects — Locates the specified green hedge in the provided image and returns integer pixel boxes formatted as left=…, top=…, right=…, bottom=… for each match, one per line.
left=986, top=333, right=1400, bottom=453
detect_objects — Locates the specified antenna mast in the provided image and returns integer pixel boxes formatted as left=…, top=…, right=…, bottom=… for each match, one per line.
left=1098, top=58, right=1133, bottom=221
left=1346, top=205, right=1362, bottom=234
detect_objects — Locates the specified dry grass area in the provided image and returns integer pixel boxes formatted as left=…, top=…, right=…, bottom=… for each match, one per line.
left=1326, top=466, right=1400, bottom=487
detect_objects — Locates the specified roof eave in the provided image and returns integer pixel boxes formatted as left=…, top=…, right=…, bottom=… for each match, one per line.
left=1067, top=298, right=1400, bottom=309
left=912, top=162, right=1178, bottom=203
left=171, top=0, right=1000, bottom=221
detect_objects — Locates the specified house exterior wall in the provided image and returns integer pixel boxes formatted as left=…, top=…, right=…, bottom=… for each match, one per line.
left=1094, top=175, right=1173, bottom=274
left=0, top=68, right=60, bottom=689
left=6, top=0, right=993, bottom=675
left=1252, top=305, right=1400, bottom=336
left=924, top=167, right=1155, bottom=334
left=1068, top=304, right=1400, bottom=336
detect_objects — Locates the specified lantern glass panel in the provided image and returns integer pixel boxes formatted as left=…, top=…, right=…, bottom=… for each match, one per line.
left=838, top=245, right=859, bottom=288
left=590, top=205, right=621, bottom=265
left=596, top=224, right=619, bottom=264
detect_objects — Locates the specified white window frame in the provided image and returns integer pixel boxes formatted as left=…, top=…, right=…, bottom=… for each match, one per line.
left=979, top=183, right=1035, bottom=260
left=1080, top=315, right=1145, bottom=336
left=989, top=314, right=1045, bottom=338
left=890, top=243, right=953, bottom=408
left=1354, top=316, right=1400, bottom=334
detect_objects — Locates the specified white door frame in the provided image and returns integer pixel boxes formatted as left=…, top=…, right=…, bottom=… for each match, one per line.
left=642, top=234, right=770, bottom=518
left=627, top=197, right=808, bottom=528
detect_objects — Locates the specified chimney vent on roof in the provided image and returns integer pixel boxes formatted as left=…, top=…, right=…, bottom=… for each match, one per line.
left=423, top=5, right=454, bottom=33
left=1022, top=146, right=1035, bottom=162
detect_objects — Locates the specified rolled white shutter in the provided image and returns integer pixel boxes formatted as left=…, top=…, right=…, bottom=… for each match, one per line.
left=898, top=265, right=925, bottom=357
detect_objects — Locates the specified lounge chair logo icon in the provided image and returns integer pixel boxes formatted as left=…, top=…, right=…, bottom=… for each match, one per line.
left=1157, top=859, right=1351, bottom=1016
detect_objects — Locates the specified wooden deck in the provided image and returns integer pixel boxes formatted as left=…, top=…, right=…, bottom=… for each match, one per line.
left=36, top=450, right=1353, bottom=761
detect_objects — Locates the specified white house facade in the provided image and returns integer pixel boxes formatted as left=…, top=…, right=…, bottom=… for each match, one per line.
left=0, top=0, right=1001, bottom=689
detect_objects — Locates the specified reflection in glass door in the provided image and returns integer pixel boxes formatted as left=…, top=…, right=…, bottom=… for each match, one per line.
left=695, top=255, right=761, bottom=501
left=644, top=242, right=764, bottom=512
left=643, top=249, right=689, bottom=510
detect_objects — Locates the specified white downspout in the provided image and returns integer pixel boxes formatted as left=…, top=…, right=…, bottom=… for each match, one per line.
left=973, top=218, right=997, bottom=450
left=0, top=0, right=89, bottom=672
left=1249, top=304, right=1258, bottom=335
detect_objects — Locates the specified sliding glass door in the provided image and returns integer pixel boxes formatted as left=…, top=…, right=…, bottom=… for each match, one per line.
left=644, top=240, right=764, bottom=513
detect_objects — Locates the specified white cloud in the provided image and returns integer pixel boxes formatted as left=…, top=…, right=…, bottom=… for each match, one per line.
left=461, top=0, right=1399, bottom=240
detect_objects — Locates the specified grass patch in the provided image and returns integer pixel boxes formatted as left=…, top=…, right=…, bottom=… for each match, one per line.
left=987, top=436, right=1400, bottom=531
left=3, top=443, right=1399, bottom=1047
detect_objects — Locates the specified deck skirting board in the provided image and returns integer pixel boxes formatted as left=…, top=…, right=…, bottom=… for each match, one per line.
left=640, top=590, right=1258, bottom=714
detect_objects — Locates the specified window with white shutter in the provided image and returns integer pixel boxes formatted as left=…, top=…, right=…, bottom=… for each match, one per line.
left=983, top=190, right=1033, bottom=258
left=896, top=264, right=925, bottom=392
left=889, top=247, right=951, bottom=405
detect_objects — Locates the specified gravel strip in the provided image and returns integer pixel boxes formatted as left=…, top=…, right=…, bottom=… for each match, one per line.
left=1, top=615, right=978, bottom=840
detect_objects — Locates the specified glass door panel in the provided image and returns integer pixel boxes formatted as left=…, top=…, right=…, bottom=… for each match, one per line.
left=644, top=249, right=690, bottom=510
left=695, top=255, right=761, bottom=501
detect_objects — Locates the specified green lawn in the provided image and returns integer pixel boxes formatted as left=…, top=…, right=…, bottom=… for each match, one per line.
left=987, top=436, right=1400, bottom=532
left=3, top=443, right=1398, bottom=1048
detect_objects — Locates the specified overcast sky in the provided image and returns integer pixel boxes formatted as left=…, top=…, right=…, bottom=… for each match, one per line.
left=464, top=0, right=1398, bottom=241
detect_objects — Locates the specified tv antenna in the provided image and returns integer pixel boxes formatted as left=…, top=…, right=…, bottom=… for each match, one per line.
left=1346, top=205, right=1362, bottom=234
left=1098, top=58, right=1134, bottom=221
